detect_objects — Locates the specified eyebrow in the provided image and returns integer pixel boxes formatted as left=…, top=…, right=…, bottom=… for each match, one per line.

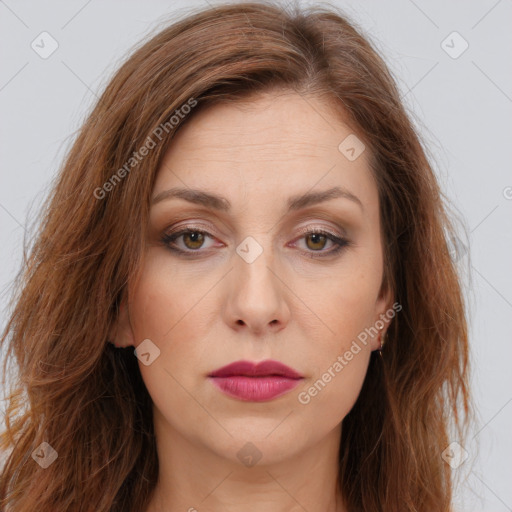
left=151, top=185, right=363, bottom=212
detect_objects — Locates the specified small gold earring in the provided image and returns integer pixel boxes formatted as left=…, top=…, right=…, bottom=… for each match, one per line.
left=378, top=330, right=386, bottom=357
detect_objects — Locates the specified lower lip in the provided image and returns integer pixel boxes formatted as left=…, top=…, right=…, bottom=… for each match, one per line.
left=209, top=376, right=302, bottom=402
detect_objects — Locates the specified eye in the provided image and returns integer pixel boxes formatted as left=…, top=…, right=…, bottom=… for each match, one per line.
left=161, top=227, right=217, bottom=254
left=292, top=227, right=350, bottom=258
left=160, top=225, right=350, bottom=258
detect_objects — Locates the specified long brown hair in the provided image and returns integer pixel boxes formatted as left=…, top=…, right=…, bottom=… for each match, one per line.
left=0, top=2, right=473, bottom=510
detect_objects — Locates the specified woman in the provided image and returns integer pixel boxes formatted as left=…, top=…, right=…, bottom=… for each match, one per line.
left=0, top=2, right=473, bottom=511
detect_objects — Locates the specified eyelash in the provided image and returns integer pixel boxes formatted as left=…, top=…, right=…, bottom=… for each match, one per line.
left=160, top=225, right=350, bottom=259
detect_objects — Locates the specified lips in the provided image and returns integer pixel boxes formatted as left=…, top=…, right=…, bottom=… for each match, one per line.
left=208, top=359, right=303, bottom=379
left=208, top=360, right=303, bottom=402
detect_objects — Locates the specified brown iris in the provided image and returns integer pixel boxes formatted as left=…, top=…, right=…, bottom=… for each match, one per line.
left=182, top=231, right=205, bottom=250
left=305, top=233, right=328, bottom=251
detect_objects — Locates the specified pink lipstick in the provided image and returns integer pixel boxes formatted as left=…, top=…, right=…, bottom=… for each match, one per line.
left=208, top=359, right=304, bottom=402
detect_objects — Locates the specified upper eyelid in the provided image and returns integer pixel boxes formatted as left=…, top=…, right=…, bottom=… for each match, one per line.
left=153, top=206, right=354, bottom=236
left=164, top=224, right=343, bottom=239
left=163, top=226, right=346, bottom=251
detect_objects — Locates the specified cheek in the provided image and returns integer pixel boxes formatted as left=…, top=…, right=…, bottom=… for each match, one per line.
left=291, top=262, right=379, bottom=416
left=128, top=252, right=215, bottom=382
left=294, top=264, right=380, bottom=348
left=295, top=348, right=370, bottom=432
left=129, top=260, right=214, bottom=433
left=295, top=276, right=376, bottom=422
left=128, top=252, right=212, bottom=341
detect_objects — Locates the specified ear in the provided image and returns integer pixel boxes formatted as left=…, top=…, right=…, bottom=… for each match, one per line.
left=372, top=279, right=395, bottom=351
left=108, top=293, right=136, bottom=348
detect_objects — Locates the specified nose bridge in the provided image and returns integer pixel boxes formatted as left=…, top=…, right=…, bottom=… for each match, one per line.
left=225, top=231, right=289, bottom=332
left=234, top=232, right=278, bottom=295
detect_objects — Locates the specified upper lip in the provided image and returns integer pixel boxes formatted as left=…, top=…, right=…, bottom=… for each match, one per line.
left=208, top=359, right=303, bottom=379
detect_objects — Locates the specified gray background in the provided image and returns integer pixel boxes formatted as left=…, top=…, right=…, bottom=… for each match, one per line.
left=1, top=0, right=511, bottom=510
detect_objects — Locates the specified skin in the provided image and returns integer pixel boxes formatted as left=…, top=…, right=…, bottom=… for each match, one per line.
left=110, top=89, right=393, bottom=512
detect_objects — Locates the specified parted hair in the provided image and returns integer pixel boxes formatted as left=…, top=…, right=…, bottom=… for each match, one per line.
left=1, top=2, right=472, bottom=511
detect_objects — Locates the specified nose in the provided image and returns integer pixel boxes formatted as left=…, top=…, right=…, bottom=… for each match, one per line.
left=223, top=243, right=291, bottom=336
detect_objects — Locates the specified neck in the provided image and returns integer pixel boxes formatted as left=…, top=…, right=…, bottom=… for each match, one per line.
left=145, top=407, right=347, bottom=512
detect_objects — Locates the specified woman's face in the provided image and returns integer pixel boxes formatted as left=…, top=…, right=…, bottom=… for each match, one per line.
left=115, top=90, right=392, bottom=466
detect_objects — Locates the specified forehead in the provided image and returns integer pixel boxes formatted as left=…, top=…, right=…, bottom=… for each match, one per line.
left=153, top=91, right=378, bottom=217
left=161, top=91, right=361, bottom=159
